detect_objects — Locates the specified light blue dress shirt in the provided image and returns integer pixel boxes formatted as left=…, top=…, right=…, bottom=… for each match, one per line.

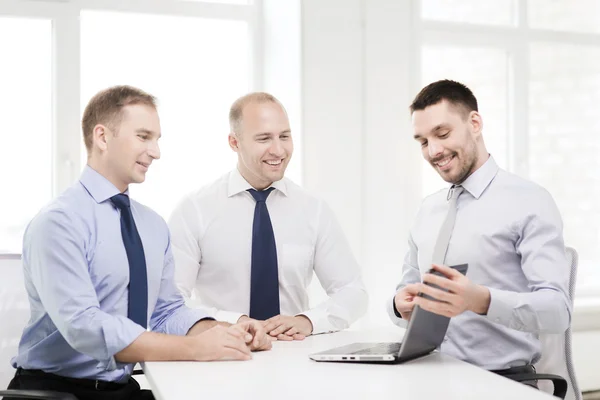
left=11, top=166, right=212, bottom=382
left=388, top=156, right=572, bottom=370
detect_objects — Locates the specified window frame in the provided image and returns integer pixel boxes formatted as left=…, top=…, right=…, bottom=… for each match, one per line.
left=0, top=0, right=262, bottom=254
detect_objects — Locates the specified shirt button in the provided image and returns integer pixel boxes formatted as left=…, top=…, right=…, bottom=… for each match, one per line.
left=443, top=336, right=448, bottom=342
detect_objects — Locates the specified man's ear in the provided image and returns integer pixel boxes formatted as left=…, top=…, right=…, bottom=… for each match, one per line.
left=228, top=132, right=240, bottom=153
left=93, top=124, right=109, bottom=152
left=469, top=111, right=483, bottom=139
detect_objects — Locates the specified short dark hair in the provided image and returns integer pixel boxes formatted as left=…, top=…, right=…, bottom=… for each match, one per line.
left=82, top=85, right=157, bottom=152
left=409, top=79, right=478, bottom=117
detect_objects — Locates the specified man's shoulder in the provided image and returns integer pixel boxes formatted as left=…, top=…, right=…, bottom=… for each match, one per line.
left=167, top=173, right=231, bottom=225
left=129, top=198, right=168, bottom=227
left=27, top=183, right=92, bottom=235
left=183, top=172, right=230, bottom=204
left=419, top=187, right=449, bottom=209
left=280, top=177, right=326, bottom=209
left=493, top=169, right=554, bottom=201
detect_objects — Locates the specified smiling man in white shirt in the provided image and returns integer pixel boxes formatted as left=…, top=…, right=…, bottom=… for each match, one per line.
left=169, top=92, right=368, bottom=340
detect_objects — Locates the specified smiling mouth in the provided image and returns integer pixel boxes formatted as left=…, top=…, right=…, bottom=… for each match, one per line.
left=136, top=161, right=150, bottom=168
left=264, top=159, right=283, bottom=166
left=433, top=155, right=454, bottom=168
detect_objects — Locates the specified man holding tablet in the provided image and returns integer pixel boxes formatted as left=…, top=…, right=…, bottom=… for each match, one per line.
left=388, top=80, right=571, bottom=390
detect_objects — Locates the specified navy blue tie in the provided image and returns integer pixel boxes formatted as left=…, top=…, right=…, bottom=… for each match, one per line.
left=248, top=188, right=280, bottom=320
left=111, top=193, right=148, bottom=328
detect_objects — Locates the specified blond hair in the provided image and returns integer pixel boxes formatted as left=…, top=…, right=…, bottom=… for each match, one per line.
left=82, top=85, right=157, bottom=152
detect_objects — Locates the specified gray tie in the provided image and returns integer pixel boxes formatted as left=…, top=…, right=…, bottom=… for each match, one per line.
left=431, top=185, right=464, bottom=265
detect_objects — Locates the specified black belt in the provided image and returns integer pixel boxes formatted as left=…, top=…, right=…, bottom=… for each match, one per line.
left=16, top=368, right=128, bottom=391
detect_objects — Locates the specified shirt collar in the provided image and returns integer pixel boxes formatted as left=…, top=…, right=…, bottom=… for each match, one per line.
left=227, top=167, right=288, bottom=197
left=79, top=165, right=127, bottom=204
left=459, top=155, right=499, bottom=199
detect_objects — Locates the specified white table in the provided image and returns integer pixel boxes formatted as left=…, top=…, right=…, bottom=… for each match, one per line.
left=143, top=327, right=555, bottom=400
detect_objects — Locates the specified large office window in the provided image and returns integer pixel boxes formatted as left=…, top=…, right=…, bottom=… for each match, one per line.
left=416, top=0, right=600, bottom=297
left=529, top=42, right=600, bottom=296
left=0, top=0, right=260, bottom=252
left=421, top=0, right=516, bottom=26
left=0, top=17, right=52, bottom=254
left=80, top=10, right=250, bottom=217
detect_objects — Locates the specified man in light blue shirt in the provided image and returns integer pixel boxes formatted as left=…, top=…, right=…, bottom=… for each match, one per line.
left=7, top=86, right=270, bottom=400
left=389, top=80, right=571, bottom=389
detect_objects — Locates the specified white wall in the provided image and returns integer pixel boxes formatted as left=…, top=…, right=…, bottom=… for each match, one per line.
left=301, top=0, right=365, bottom=262
left=300, top=0, right=422, bottom=324
left=573, top=330, right=600, bottom=392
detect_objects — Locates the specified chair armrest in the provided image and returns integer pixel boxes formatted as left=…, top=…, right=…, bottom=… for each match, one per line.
left=508, top=372, right=568, bottom=399
left=0, top=389, right=78, bottom=399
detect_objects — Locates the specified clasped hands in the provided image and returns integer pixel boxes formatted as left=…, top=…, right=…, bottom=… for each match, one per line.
left=189, top=313, right=313, bottom=362
left=239, top=314, right=313, bottom=341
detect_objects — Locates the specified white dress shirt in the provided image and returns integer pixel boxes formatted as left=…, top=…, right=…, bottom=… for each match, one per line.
left=388, top=156, right=571, bottom=370
left=169, top=168, right=368, bottom=334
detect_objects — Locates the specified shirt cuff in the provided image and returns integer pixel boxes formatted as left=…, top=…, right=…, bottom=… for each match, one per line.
left=99, top=317, right=146, bottom=371
left=387, top=295, right=408, bottom=328
left=215, top=310, right=245, bottom=325
left=486, top=287, right=518, bottom=328
left=392, top=298, right=402, bottom=318
left=170, top=308, right=216, bottom=336
left=297, top=308, right=335, bottom=335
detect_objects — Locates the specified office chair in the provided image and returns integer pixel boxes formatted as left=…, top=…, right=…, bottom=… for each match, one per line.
left=509, top=246, right=582, bottom=400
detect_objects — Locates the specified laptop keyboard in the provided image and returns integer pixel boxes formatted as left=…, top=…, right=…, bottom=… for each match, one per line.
left=351, top=342, right=402, bottom=355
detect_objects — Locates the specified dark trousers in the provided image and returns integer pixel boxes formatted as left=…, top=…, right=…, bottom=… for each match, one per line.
left=5, top=368, right=155, bottom=400
left=491, top=364, right=539, bottom=390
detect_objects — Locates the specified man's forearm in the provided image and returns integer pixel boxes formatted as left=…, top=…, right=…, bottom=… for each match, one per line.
left=115, top=331, right=195, bottom=363
left=187, top=319, right=230, bottom=336
left=311, top=285, right=368, bottom=333
left=486, top=287, right=570, bottom=333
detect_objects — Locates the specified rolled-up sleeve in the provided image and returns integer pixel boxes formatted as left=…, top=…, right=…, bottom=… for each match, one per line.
left=149, top=234, right=214, bottom=336
left=25, top=209, right=145, bottom=371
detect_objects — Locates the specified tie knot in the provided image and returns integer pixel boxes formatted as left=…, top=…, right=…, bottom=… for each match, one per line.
left=447, top=185, right=463, bottom=201
left=248, top=187, right=275, bottom=203
left=110, top=193, right=131, bottom=210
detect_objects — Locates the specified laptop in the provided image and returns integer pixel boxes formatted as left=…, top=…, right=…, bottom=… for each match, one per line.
left=309, top=263, right=468, bottom=364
